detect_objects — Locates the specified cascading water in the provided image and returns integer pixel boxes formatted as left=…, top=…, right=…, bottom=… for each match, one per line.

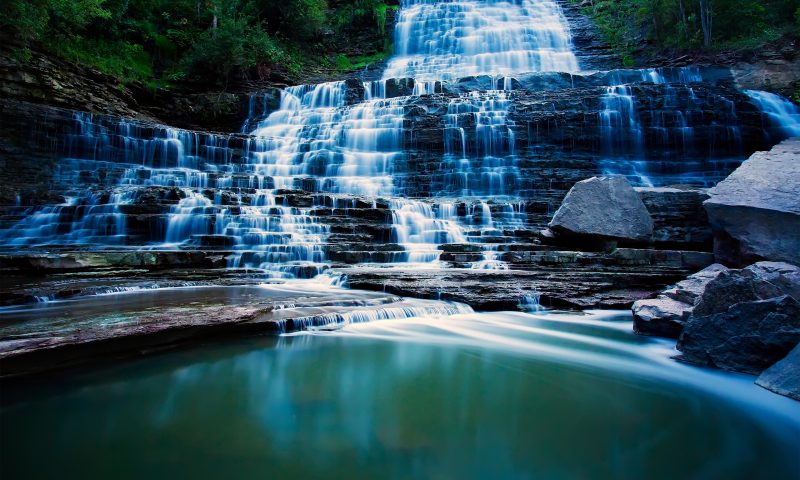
left=377, top=0, right=579, bottom=259
left=231, top=0, right=583, bottom=266
left=384, top=0, right=579, bottom=83
left=745, top=90, right=800, bottom=138
left=2, top=0, right=797, bottom=279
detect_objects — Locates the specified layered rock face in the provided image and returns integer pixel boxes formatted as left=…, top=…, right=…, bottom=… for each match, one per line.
left=704, top=138, right=800, bottom=267
left=0, top=65, right=792, bottom=312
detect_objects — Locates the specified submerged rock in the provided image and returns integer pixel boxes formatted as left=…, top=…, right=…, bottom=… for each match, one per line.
left=548, top=176, right=654, bottom=243
left=704, top=138, right=800, bottom=267
left=756, top=343, right=800, bottom=401
left=632, top=264, right=728, bottom=338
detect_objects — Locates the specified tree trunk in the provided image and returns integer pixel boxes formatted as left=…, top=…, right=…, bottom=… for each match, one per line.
left=699, top=0, right=712, bottom=48
left=678, top=0, right=688, bottom=41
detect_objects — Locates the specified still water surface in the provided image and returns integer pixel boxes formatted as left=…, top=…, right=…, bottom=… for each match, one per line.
left=2, top=308, right=799, bottom=479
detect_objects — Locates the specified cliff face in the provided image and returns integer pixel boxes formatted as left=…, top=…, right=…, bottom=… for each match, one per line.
left=0, top=3, right=399, bottom=133
left=0, top=71, right=774, bottom=233
left=555, top=0, right=623, bottom=71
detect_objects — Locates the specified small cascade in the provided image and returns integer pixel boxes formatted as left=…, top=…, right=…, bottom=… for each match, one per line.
left=518, top=289, right=545, bottom=312
left=384, top=0, right=579, bottom=82
left=390, top=199, right=466, bottom=263
left=600, top=85, right=643, bottom=157
left=164, top=190, right=216, bottom=244
left=0, top=192, right=132, bottom=247
left=223, top=191, right=329, bottom=278
left=442, top=90, right=518, bottom=196
left=745, top=90, right=800, bottom=139
left=471, top=245, right=510, bottom=270
left=597, top=67, right=745, bottom=186
left=245, top=81, right=404, bottom=197
left=273, top=298, right=474, bottom=332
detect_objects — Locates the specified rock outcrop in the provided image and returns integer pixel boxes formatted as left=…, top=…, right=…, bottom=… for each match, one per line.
left=756, top=342, right=800, bottom=401
left=704, top=139, right=800, bottom=267
left=637, top=187, right=712, bottom=250
left=632, top=263, right=728, bottom=338
left=677, top=295, right=800, bottom=375
left=676, top=262, right=800, bottom=375
left=548, top=176, right=654, bottom=243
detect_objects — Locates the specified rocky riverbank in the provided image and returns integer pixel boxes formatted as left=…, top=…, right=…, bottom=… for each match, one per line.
left=633, top=139, right=800, bottom=401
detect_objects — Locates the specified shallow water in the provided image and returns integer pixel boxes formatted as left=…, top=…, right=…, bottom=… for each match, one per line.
left=2, top=308, right=798, bottom=479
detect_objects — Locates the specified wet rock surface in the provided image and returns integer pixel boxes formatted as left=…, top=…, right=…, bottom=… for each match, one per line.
left=637, top=187, right=712, bottom=249
left=704, top=139, right=800, bottom=267
left=756, top=342, right=800, bottom=401
left=338, top=246, right=711, bottom=311
left=0, top=285, right=461, bottom=378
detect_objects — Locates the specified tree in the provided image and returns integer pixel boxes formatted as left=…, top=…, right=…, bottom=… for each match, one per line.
left=698, top=0, right=712, bottom=47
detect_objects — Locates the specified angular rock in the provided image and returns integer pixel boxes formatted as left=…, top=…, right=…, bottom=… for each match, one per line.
left=704, top=138, right=800, bottom=266
left=633, top=264, right=728, bottom=338
left=677, top=295, right=800, bottom=375
left=756, top=342, right=800, bottom=401
left=632, top=297, right=694, bottom=338
left=692, top=262, right=800, bottom=317
left=549, top=176, right=654, bottom=242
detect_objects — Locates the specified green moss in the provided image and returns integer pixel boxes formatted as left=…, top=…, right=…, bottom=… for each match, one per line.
left=51, top=37, right=154, bottom=85
left=336, top=48, right=392, bottom=72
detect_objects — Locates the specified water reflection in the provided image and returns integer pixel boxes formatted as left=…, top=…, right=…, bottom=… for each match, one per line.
left=2, top=310, right=799, bottom=479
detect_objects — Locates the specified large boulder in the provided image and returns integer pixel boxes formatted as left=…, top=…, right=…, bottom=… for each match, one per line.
left=548, top=176, right=654, bottom=243
left=676, top=262, right=800, bottom=374
left=756, top=342, right=800, bottom=401
left=632, top=264, right=728, bottom=338
left=677, top=296, right=800, bottom=375
left=704, top=138, right=800, bottom=267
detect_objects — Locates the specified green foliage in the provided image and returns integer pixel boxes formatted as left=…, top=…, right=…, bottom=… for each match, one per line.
left=0, top=0, right=396, bottom=86
left=0, top=0, right=111, bottom=59
left=335, top=48, right=392, bottom=72
left=245, top=0, right=327, bottom=40
left=574, top=0, right=800, bottom=62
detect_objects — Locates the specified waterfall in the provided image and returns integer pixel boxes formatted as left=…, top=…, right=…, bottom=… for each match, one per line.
left=745, top=90, right=800, bottom=138
left=379, top=0, right=578, bottom=260
left=384, top=0, right=579, bottom=83
left=2, top=1, right=783, bottom=280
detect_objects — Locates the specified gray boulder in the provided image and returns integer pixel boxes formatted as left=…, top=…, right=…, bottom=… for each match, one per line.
left=633, top=264, right=728, bottom=338
left=675, top=261, right=800, bottom=374
left=549, top=176, right=654, bottom=242
left=756, top=342, right=800, bottom=401
left=677, top=295, right=800, bottom=375
left=692, top=262, right=800, bottom=317
left=704, top=138, right=800, bottom=267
